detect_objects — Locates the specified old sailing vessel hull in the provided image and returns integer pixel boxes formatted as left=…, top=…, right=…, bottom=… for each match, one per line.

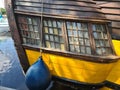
left=5, top=0, right=120, bottom=89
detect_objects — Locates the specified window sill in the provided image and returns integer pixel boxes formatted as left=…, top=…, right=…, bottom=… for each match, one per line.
left=23, top=44, right=120, bottom=63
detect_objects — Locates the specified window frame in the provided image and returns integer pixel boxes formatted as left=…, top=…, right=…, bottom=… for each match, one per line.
left=17, top=15, right=118, bottom=61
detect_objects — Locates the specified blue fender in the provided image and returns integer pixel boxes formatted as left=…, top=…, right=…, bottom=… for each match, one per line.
left=25, top=57, right=51, bottom=90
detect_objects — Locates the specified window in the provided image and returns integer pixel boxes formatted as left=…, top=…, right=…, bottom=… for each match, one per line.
left=17, top=15, right=113, bottom=56
left=66, top=22, right=91, bottom=54
left=92, top=24, right=112, bottom=55
left=17, top=15, right=40, bottom=46
left=43, top=19, right=65, bottom=51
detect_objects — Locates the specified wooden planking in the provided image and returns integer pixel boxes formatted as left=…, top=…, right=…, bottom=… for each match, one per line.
left=15, top=1, right=102, bottom=13
left=105, top=15, right=120, bottom=21
left=16, top=6, right=105, bottom=18
left=112, top=28, right=120, bottom=38
left=101, top=8, right=120, bottom=15
left=98, top=3, right=120, bottom=8
left=15, top=0, right=99, bottom=8
left=112, top=21, right=120, bottom=28
left=14, top=0, right=106, bottom=20
left=94, top=0, right=120, bottom=39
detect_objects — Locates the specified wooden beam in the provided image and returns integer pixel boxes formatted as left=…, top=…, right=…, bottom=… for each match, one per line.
left=5, top=0, right=30, bottom=72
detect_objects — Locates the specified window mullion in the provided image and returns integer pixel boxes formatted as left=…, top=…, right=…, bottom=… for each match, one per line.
left=63, top=21, right=69, bottom=51
left=88, top=23, right=96, bottom=55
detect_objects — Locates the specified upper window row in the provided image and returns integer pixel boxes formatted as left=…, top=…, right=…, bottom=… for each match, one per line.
left=17, top=15, right=113, bottom=56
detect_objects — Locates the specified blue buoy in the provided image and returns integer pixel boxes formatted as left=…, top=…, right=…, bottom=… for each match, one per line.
left=25, top=57, right=51, bottom=90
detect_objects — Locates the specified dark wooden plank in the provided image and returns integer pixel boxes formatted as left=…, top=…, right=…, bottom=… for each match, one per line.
left=112, top=21, right=120, bottom=28
left=98, top=3, right=120, bottom=8
left=105, top=15, right=120, bottom=21
left=14, top=9, right=108, bottom=22
left=15, top=6, right=105, bottom=19
left=5, top=0, right=30, bottom=72
left=102, top=8, right=120, bottom=15
left=15, top=0, right=99, bottom=8
left=112, top=29, right=120, bottom=36
left=15, top=2, right=101, bottom=13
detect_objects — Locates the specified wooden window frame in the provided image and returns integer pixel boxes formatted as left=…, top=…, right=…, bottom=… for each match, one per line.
left=16, top=15, right=119, bottom=63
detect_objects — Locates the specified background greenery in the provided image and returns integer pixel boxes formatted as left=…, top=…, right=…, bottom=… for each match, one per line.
left=0, top=8, right=6, bottom=15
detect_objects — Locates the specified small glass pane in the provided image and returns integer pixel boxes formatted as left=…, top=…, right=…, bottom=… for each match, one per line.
left=27, top=18, right=32, bottom=24
left=92, top=25, right=96, bottom=31
left=95, top=40, right=100, bottom=47
left=29, top=25, right=33, bottom=31
left=85, top=39, right=90, bottom=46
left=68, top=30, right=72, bottom=36
left=46, top=41, right=50, bottom=48
left=49, top=28, right=53, bottom=34
left=54, top=28, right=58, bottom=35
left=69, top=37, right=73, bottom=44
left=81, top=23, right=88, bottom=30
left=96, top=25, right=101, bottom=31
left=44, top=27, right=48, bottom=33
left=77, top=23, right=81, bottom=30
left=105, top=40, right=110, bottom=47
left=101, top=48, right=106, bottom=54
left=55, top=36, right=59, bottom=42
left=50, top=42, right=55, bottom=48
left=81, top=46, right=85, bottom=54
left=84, top=32, right=89, bottom=38
left=86, top=47, right=91, bottom=54
left=36, top=39, right=40, bottom=45
left=44, top=20, right=48, bottom=26
left=48, top=20, right=52, bottom=27
left=70, top=45, right=74, bottom=52
left=78, top=31, right=83, bottom=37
left=96, top=48, right=102, bottom=55
left=55, top=43, right=60, bottom=49
left=50, top=35, right=54, bottom=41
left=58, top=29, right=62, bottom=35
left=33, top=18, right=37, bottom=25
left=60, top=44, right=65, bottom=51
left=99, top=40, right=104, bottom=46
left=79, top=38, right=84, bottom=45
left=23, top=38, right=26, bottom=44
left=67, top=22, right=72, bottom=29
left=74, top=38, right=79, bottom=44
left=53, top=21, right=57, bottom=27
left=31, top=32, right=35, bottom=38
left=75, top=45, right=80, bottom=52
left=104, top=33, right=108, bottom=39
left=72, top=22, right=76, bottom=29
left=35, top=33, right=40, bottom=39
left=34, top=26, right=38, bottom=31
left=26, top=38, right=29, bottom=44
left=93, top=32, right=98, bottom=39
left=45, top=34, right=49, bottom=40
left=73, top=30, right=77, bottom=37
left=60, top=37, right=64, bottom=43
left=57, top=21, right=62, bottom=28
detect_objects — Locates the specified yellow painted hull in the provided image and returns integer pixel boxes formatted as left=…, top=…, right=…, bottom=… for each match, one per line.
left=25, top=39, right=120, bottom=89
left=25, top=52, right=115, bottom=84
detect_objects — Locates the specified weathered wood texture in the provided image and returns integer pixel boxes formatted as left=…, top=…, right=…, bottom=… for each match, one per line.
left=5, top=0, right=30, bottom=72
left=94, top=0, right=120, bottom=39
left=14, top=0, right=107, bottom=21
